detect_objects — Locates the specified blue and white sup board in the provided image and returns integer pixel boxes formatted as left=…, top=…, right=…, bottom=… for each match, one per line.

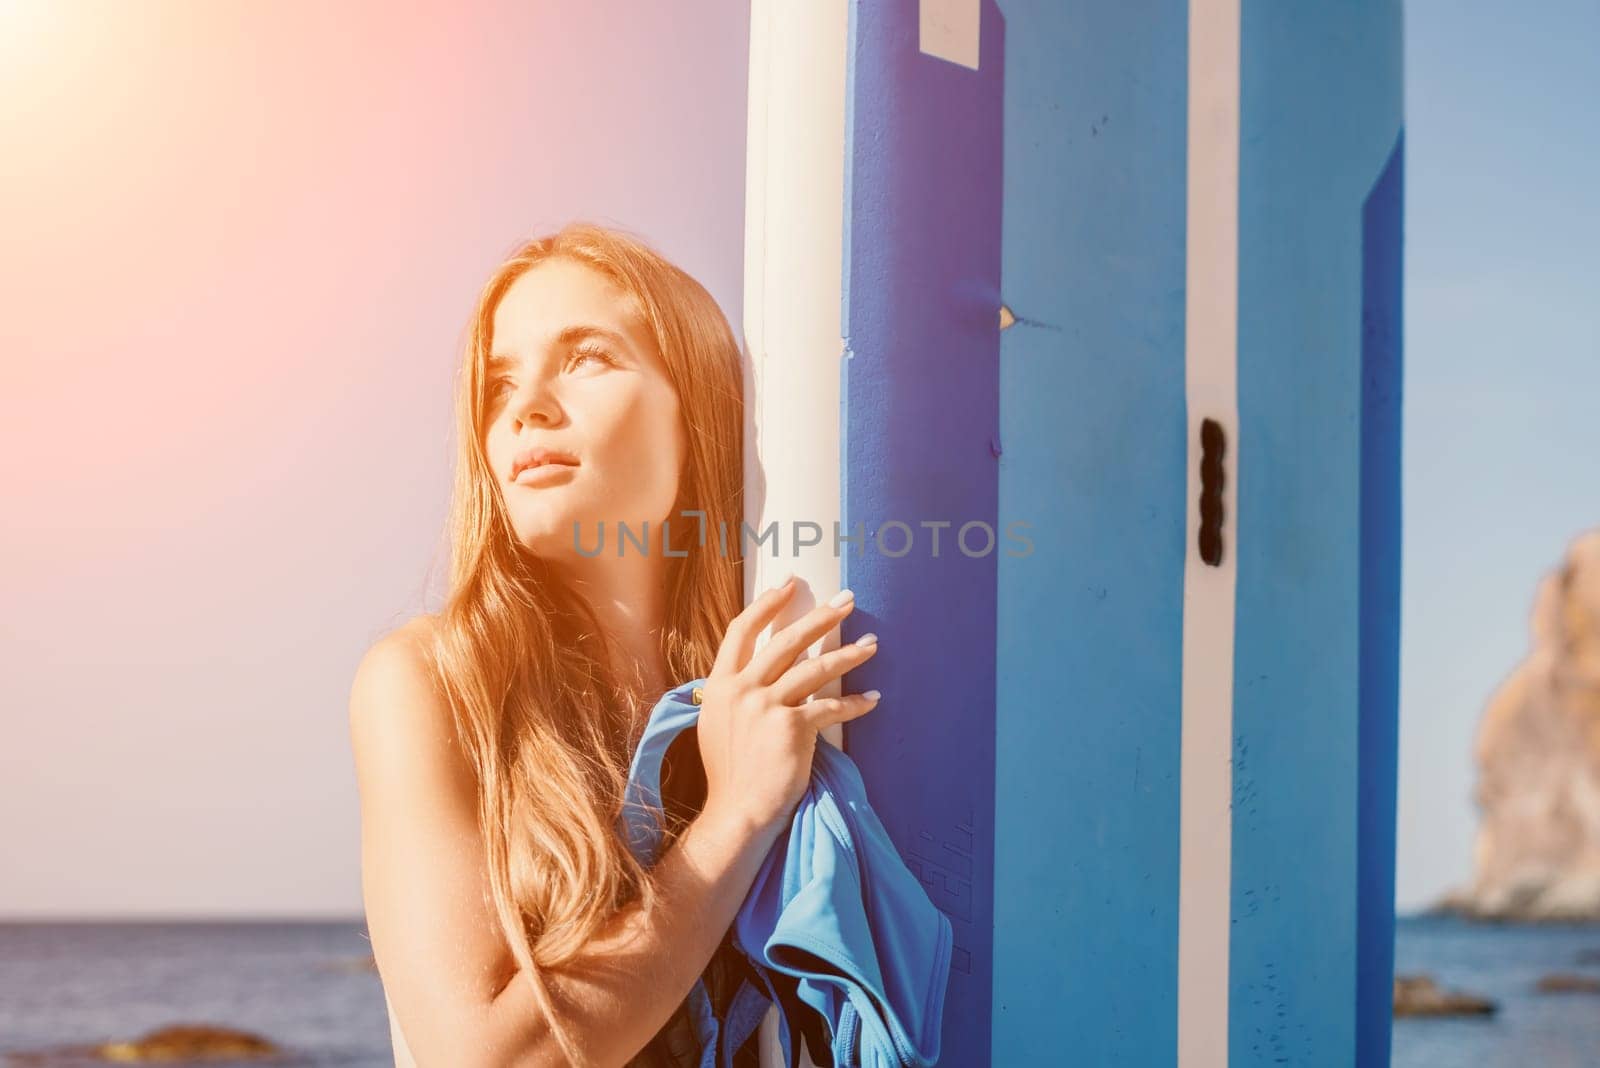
left=742, top=2, right=1403, bottom=1064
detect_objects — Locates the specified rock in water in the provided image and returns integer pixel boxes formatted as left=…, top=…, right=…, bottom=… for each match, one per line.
left=1393, top=973, right=1497, bottom=1017
left=1536, top=972, right=1600, bottom=994
left=96, top=1024, right=282, bottom=1061
left=1441, top=528, right=1600, bottom=922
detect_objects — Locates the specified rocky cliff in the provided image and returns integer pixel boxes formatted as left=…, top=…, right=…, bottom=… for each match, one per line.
left=1438, top=528, right=1600, bottom=922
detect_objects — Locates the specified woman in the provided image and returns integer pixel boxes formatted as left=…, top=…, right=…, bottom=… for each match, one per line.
left=349, top=222, right=883, bottom=1067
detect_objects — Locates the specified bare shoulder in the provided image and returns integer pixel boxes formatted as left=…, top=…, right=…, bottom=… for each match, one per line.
left=349, top=613, right=516, bottom=1059
left=350, top=615, right=443, bottom=714
left=347, top=613, right=468, bottom=791
left=365, top=613, right=440, bottom=667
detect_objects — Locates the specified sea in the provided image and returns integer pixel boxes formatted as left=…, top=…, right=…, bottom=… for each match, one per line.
left=0, top=913, right=1596, bottom=1065
left=1392, top=912, right=1600, bottom=1067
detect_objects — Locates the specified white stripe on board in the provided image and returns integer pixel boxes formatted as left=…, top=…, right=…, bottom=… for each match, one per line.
left=1180, top=1, right=1240, bottom=1066
left=919, top=0, right=981, bottom=70
left=743, top=2, right=851, bottom=1065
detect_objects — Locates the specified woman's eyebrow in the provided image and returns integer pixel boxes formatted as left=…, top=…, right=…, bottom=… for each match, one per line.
left=487, top=324, right=631, bottom=374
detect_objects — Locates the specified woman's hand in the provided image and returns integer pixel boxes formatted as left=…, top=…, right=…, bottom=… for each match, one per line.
left=696, top=575, right=882, bottom=839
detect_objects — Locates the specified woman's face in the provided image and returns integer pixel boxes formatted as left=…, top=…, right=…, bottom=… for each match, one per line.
left=482, top=258, right=686, bottom=562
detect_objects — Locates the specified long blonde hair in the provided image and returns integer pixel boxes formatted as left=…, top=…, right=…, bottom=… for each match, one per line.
left=430, top=222, right=744, bottom=1063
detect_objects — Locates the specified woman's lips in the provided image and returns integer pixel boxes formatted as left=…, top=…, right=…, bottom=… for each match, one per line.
left=512, top=462, right=578, bottom=486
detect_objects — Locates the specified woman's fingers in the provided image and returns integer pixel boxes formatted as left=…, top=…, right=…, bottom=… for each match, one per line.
left=772, top=633, right=879, bottom=706
left=746, top=589, right=857, bottom=687
left=797, top=690, right=882, bottom=732
left=712, top=575, right=798, bottom=677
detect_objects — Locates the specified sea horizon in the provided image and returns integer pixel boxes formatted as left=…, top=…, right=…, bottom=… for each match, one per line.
left=2, top=913, right=1596, bottom=1065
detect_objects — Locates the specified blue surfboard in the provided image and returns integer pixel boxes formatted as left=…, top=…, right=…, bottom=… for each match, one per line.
left=743, top=2, right=1403, bottom=1064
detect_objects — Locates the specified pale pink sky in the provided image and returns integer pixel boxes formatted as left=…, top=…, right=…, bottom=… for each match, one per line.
left=0, top=0, right=750, bottom=917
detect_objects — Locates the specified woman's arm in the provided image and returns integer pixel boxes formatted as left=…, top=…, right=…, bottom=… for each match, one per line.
left=348, top=621, right=780, bottom=1068
left=489, top=799, right=780, bottom=1068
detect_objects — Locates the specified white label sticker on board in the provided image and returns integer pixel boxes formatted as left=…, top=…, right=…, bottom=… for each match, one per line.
left=919, top=0, right=980, bottom=71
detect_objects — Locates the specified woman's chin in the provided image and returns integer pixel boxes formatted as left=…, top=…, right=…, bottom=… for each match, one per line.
left=513, top=517, right=601, bottom=559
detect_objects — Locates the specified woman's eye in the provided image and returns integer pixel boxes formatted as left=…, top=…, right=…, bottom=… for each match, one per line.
left=568, top=345, right=614, bottom=370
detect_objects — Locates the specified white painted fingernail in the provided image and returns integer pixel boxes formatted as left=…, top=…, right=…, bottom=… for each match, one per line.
left=863, top=689, right=881, bottom=701
left=828, top=587, right=854, bottom=608
left=853, top=632, right=878, bottom=647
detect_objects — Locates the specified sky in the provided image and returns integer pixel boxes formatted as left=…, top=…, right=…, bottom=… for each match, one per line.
left=1395, top=0, right=1600, bottom=911
left=0, top=0, right=1595, bottom=919
left=0, top=0, right=754, bottom=918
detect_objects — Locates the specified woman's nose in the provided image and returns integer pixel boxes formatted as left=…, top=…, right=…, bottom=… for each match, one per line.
left=510, top=377, right=562, bottom=428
